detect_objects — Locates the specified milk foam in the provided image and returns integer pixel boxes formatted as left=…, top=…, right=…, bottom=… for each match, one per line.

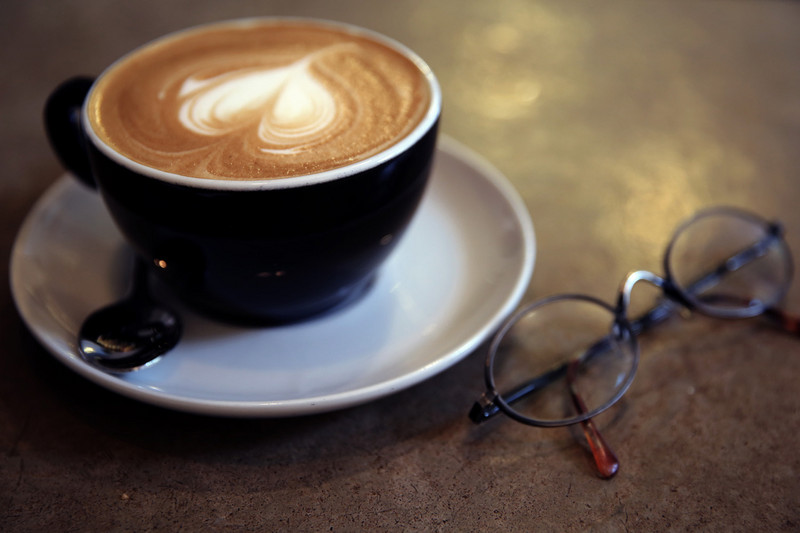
left=88, top=21, right=433, bottom=180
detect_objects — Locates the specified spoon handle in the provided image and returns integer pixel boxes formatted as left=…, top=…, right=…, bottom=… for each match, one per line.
left=129, top=257, right=152, bottom=301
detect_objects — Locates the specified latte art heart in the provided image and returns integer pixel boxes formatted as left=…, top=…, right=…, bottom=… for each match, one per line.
left=177, top=47, right=344, bottom=154
left=88, top=21, right=432, bottom=180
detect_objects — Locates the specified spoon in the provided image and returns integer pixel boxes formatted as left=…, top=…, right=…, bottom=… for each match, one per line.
left=78, top=257, right=182, bottom=372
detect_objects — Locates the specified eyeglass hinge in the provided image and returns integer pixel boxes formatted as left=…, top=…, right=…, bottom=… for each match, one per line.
left=469, top=393, right=499, bottom=424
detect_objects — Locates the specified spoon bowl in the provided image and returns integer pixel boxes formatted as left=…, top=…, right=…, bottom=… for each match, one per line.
left=78, top=258, right=182, bottom=372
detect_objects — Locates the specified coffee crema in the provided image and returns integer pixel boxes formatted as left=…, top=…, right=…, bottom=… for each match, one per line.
left=87, top=20, right=432, bottom=180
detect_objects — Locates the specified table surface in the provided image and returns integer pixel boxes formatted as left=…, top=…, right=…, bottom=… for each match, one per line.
left=2, top=1, right=799, bottom=530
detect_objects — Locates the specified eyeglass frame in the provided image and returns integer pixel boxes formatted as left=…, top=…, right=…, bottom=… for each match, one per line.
left=470, top=206, right=795, bottom=431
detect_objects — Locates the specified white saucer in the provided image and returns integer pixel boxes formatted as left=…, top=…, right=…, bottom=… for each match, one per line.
left=10, top=136, right=535, bottom=417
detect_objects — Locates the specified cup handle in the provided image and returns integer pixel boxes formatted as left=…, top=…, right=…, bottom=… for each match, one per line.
left=44, top=76, right=97, bottom=188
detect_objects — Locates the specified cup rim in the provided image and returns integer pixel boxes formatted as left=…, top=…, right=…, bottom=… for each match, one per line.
left=81, top=17, right=442, bottom=191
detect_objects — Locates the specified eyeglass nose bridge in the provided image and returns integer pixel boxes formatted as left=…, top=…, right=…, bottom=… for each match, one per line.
left=617, top=270, right=666, bottom=313
left=614, top=270, right=700, bottom=338
left=616, top=270, right=693, bottom=311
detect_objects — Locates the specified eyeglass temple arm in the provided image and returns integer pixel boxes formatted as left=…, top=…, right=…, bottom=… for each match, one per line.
left=764, top=307, right=800, bottom=336
left=567, top=360, right=619, bottom=479
left=469, top=350, right=621, bottom=477
left=469, top=364, right=567, bottom=423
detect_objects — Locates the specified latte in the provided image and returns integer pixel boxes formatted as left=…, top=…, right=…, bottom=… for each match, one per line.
left=87, top=19, right=433, bottom=180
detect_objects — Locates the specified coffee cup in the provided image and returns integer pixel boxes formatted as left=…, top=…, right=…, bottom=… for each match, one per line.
left=44, top=18, right=441, bottom=323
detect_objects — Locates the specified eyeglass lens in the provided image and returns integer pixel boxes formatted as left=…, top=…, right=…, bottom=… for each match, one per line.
left=489, top=297, right=637, bottom=426
left=667, top=210, right=792, bottom=317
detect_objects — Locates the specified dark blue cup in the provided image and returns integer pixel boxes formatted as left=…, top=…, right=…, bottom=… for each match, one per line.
left=44, top=20, right=441, bottom=323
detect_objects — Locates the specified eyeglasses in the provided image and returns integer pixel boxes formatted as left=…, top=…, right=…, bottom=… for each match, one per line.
left=469, top=207, right=799, bottom=478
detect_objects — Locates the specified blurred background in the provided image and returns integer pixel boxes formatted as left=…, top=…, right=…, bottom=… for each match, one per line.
left=2, top=1, right=799, bottom=530
left=4, top=1, right=800, bottom=302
